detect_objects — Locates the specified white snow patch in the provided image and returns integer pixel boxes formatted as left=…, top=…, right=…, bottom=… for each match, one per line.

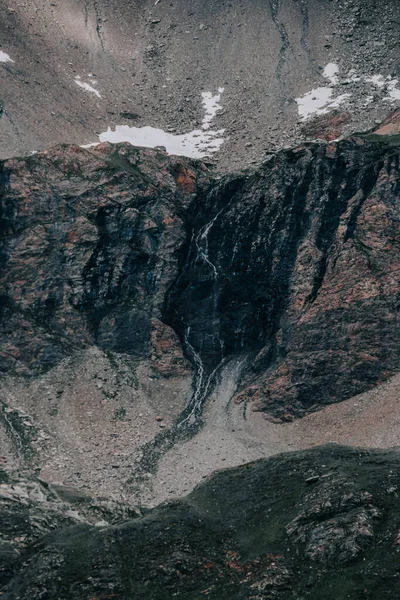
left=387, top=79, right=400, bottom=101
left=296, top=87, right=333, bottom=120
left=296, top=63, right=346, bottom=120
left=74, top=77, right=101, bottom=98
left=323, top=63, right=339, bottom=85
left=365, top=74, right=386, bottom=88
left=328, top=93, right=351, bottom=108
left=364, top=74, right=400, bottom=101
left=80, top=142, right=100, bottom=149
left=363, top=95, right=374, bottom=106
left=348, top=70, right=362, bottom=83
left=296, top=87, right=350, bottom=120
left=201, top=88, right=224, bottom=130
left=296, top=64, right=400, bottom=121
left=82, top=89, right=226, bottom=159
left=0, top=51, right=14, bottom=63
left=97, top=125, right=225, bottom=158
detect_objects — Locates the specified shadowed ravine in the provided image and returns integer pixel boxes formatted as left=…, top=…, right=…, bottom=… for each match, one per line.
left=128, top=137, right=399, bottom=484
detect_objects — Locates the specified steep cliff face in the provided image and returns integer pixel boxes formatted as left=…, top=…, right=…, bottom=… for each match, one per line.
left=0, top=143, right=211, bottom=377
left=166, top=138, right=400, bottom=419
left=1, top=139, right=400, bottom=423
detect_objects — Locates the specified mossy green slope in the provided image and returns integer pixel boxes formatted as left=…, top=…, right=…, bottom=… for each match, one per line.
left=2, top=445, right=400, bottom=599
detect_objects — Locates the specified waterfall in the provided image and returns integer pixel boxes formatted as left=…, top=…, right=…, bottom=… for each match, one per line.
left=164, top=179, right=243, bottom=428
left=177, top=327, right=220, bottom=426
left=178, top=204, right=228, bottom=426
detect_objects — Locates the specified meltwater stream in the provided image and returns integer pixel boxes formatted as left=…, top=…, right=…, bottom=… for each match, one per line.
left=177, top=199, right=237, bottom=426
left=178, top=326, right=221, bottom=426
left=131, top=188, right=240, bottom=483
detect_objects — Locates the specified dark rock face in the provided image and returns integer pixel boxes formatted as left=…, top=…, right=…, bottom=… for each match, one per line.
left=0, top=470, right=141, bottom=592
left=2, top=446, right=400, bottom=599
left=1, top=139, right=400, bottom=419
left=166, top=138, right=400, bottom=419
left=286, top=486, right=380, bottom=565
left=0, top=143, right=208, bottom=376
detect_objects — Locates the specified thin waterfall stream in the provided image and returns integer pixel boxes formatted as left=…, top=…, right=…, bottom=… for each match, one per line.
left=176, top=199, right=237, bottom=425
left=130, top=191, right=240, bottom=484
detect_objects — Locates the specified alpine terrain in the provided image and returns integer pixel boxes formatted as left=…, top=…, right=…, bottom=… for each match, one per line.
left=0, top=0, right=400, bottom=598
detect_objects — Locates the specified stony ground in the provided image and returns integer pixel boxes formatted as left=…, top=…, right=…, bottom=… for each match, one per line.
left=0, top=0, right=399, bottom=170
left=1, top=349, right=400, bottom=507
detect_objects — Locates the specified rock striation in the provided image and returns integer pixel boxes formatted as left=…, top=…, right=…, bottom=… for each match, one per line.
left=0, top=143, right=208, bottom=378
left=167, top=137, right=400, bottom=419
left=1, top=138, right=400, bottom=421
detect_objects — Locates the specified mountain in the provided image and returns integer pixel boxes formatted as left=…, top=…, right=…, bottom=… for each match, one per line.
left=1, top=136, right=400, bottom=506
left=1, top=1, right=400, bottom=598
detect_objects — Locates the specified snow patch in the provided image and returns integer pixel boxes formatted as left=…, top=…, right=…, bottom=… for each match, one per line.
left=296, top=63, right=345, bottom=120
left=97, top=126, right=225, bottom=158
left=296, top=64, right=400, bottom=121
left=80, top=143, right=99, bottom=149
left=363, top=95, right=374, bottom=106
left=74, top=76, right=101, bottom=98
left=323, top=63, right=339, bottom=85
left=0, top=51, right=14, bottom=63
left=365, top=75, right=386, bottom=88
left=387, top=79, right=400, bottom=101
left=328, top=93, right=352, bottom=109
left=296, top=87, right=349, bottom=120
left=201, top=88, right=224, bottom=130
left=82, top=89, right=226, bottom=159
left=296, top=87, right=333, bottom=119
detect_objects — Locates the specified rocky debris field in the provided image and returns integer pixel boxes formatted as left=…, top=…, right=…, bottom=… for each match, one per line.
left=1, top=445, right=400, bottom=599
left=0, top=0, right=399, bottom=170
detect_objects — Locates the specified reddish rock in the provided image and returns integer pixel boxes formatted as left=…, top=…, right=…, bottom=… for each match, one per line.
left=150, top=319, right=191, bottom=378
left=2, top=137, right=400, bottom=421
left=374, top=109, right=400, bottom=136
left=301, top=111, right=351, bottom=141
left=0, top=143, right=211, bottom=374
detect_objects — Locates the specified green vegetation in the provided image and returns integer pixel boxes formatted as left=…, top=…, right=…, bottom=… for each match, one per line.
left=4, top=446, right=400, bottom=599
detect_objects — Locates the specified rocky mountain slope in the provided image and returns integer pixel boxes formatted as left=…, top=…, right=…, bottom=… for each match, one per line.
left=1, top=135, right=400, bottom=506
left=2, top=138, right=400, bottom=412
left=1, top=1, right=400, bottom=598
left=1, top=446, right=400, bottom=599
left=1, top=0, right=400, bottom=170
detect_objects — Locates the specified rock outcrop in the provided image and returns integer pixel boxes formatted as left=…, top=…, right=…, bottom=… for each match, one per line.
left=1, top=138, right=400, bottom=421
left=0, top=143, right=209, bottom=377
left=1, top=446, right=400, bottom=599
left=166, top=138, right=400, bottom=419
